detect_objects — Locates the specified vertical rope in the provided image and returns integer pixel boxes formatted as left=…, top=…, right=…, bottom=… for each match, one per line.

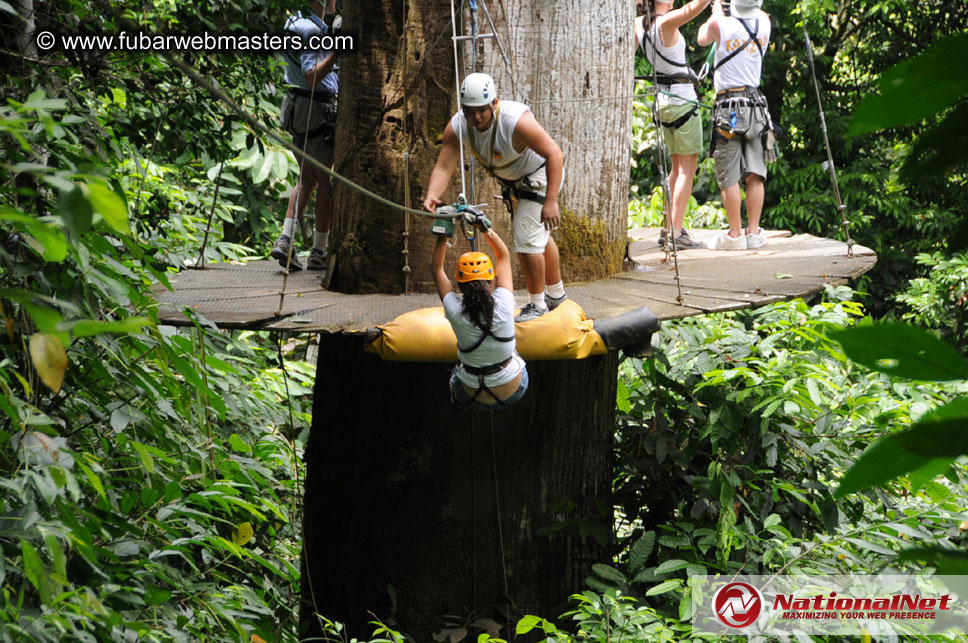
left=802, top=23, right=854, bottom=257
left=488, top=412, right=511, bottom=638
left=401, top=0, right=413, bottom=292
left=470, top=410, right=478, bottom=616
left=467, top=0, right=478, bottom=205
left=450, top=0, right=470, bottom=200
left=196, top=160, right=224, bottom=268
left=643, top=7, right=684, bottom=304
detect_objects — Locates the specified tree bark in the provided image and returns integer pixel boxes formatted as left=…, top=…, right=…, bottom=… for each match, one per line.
left=301, top=336, right=618, bottom=641
left=471, top=0, right=634, bottom=281
left=303, top=1, right=633, bottom=639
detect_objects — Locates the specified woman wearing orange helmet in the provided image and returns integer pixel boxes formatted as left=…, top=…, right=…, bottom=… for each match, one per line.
left=431, top=214, right=528, bottom=411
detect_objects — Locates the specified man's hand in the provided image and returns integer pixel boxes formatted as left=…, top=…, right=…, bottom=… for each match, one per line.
left=541, top=201, right=561, bottom=231
left=430, top=218, right=455, bottom=237
left=423, top=195, right=443, bottom=213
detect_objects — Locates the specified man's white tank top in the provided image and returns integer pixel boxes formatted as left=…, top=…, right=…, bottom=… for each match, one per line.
left=451, top=100, right=545, bottom=181
left=635, top=17, right=697, bottom=105
left=713, top=13, right=771, bottom=92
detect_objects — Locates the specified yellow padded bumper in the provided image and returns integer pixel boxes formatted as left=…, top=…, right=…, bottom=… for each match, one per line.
left=364, top=299, right=608, bottom=362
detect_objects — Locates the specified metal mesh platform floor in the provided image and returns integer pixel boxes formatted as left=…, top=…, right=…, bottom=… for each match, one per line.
left=153, top=228, right=876, bottom=333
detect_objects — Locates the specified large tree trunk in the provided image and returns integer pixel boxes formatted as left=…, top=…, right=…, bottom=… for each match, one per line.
left=472, top=1, right=635, bottom=281
left=303, top=1, right=634, bottom=640
left=302, top=338, right=618, bottom=641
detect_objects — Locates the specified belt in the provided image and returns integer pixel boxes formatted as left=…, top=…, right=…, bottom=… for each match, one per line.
left=289, top=87, right=338, bottom=103
left=462, top=357, right=512, bottom=376
left=716, top=85, right=759, bottom=97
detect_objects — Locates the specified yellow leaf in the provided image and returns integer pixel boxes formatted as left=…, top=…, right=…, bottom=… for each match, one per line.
left=29, top=333, right=67, bottom=393
left=232, top=521, right=254, bottom=546
left=250, top=635, right=268, bottom=643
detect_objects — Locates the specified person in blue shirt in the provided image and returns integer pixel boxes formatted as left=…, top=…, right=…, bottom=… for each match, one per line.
left=271, top=0, right=339, bottom=271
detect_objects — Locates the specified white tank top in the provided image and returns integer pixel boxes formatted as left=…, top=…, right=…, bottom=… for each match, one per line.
left=713, top=13, right=771, bottom=92
left=450, top=100, right=545, bottom=181
left=635, top=16, right=697, bottom=105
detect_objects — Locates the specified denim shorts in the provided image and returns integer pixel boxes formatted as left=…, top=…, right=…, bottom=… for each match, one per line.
left=449, top=366, right=529, bottom=412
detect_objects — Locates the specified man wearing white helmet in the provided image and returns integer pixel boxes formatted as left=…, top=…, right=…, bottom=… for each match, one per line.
left=698, top=0, right=773, bottom=251
left=635, top=0, right=712, bottom=251
left=423, top=73, right=567, bottom=323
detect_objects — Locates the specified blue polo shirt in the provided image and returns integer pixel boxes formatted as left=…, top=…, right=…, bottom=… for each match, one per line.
left=284, top=12, right=339, bottom=95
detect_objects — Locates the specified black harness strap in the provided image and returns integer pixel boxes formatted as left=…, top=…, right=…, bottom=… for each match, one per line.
left=660, top=104, right=699, bottom=130
left=712, top=18, right=762, bottom=73
left=640, top=18, right=699, bottom=85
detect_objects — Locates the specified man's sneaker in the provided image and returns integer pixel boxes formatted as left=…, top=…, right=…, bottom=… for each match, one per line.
left=707, top=231, right=747, bottom=251
left=658, top=228, right=667, bottom=248
left=745, top=228, right=768, bottom=249
left=270, top=235, right=303, bottom=271
left=671, top=229, right=704, bottom=249
left=546, top=293, right=568, bottom=311
left=515, top=303, right=547, bottom=323
left=307, top=247, right=329, bottom=271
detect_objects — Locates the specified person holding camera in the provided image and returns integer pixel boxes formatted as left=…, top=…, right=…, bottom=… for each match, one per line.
left=698, top=0, right=773, bottom=251
left=430, top=211, right=528, bottom=411
left=271, top=0, right=339, bottom=271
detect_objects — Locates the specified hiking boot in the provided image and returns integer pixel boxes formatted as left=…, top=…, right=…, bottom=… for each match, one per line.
left=546, top=293, right=568, bottom=311
left=745, top=228, right=768, bottom=249
left=706, top=231, right=747, bottom=251
left=514, top=303, right=547, bottom=323
left=671, top=229, right=704, bottom=249
left=307, top=247, right=329, bottom=271
left=271, top=235, right=303, bottom=271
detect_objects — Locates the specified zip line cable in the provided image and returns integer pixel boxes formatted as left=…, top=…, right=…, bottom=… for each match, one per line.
left=801, top=22, right=855, bottom=257
left=451, top=0, right=470, bottom=204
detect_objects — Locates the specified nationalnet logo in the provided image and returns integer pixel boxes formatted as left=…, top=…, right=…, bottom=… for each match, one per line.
left=692, top=575, right=968, bottom=636
left=713, top=581, right=763, bottom=628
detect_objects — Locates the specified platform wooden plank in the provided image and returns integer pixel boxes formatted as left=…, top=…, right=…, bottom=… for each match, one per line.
left=152, top=229, right=876, bottom=333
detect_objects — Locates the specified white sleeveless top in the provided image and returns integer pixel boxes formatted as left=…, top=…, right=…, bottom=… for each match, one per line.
left=713, top=13, right=771, bottom=92
left=450, top=100, right=545, bottom=181
left=635, top=16, right=697, bottom=105
left=443, top=287, right=524, bottom=389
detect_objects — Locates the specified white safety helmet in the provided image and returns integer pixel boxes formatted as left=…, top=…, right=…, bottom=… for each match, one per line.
left=731, top=0, right=762, bottom=19
left=459, top=73, right=497, bottom=107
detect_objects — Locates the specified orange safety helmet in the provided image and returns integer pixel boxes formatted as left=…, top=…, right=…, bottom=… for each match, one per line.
left=455, top=251, right=494, bottom=283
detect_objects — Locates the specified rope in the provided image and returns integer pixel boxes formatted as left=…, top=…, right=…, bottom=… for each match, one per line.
left=196, top=160, right=224, bottom=268
left=479, top=0, right=519, bottom=102
left=641, top=10, right=684, bottom=304
left=488, top=412, right=511, bottom=637
left=801, top=23, right=855, bottom=257
left=468, top=0, right=478, bottom=206
left=450, top=0, right=470, bottom=203
left=402, top=0, right=413, bottom=293
left=470, top=410, right=479, bottom=616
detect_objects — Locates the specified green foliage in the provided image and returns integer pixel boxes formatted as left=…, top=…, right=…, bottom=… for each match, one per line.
left=600, top=294, right=968, bottom=632
left=897, top=251, right=968, bottom=348
left=1, top=47, right=315, bottom=643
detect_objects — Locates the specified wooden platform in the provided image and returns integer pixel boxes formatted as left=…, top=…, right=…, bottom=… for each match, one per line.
left=153, top=228, right=876, bottom=333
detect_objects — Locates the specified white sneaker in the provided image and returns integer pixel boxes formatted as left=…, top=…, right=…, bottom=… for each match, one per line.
left=745, top=228, right=768, bottom=249
left=707, top=232, right=747, bottom=251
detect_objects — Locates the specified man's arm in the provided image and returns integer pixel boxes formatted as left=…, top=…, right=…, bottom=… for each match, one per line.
left=512, top=112, right=564, bottom=229
left=432, top=234, right=453, bottom=299
left=697, top=0, right=723, bottom=46
left=423, top=121, right=461, bottom=212
left=304, top=51, right=336, bottom=89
